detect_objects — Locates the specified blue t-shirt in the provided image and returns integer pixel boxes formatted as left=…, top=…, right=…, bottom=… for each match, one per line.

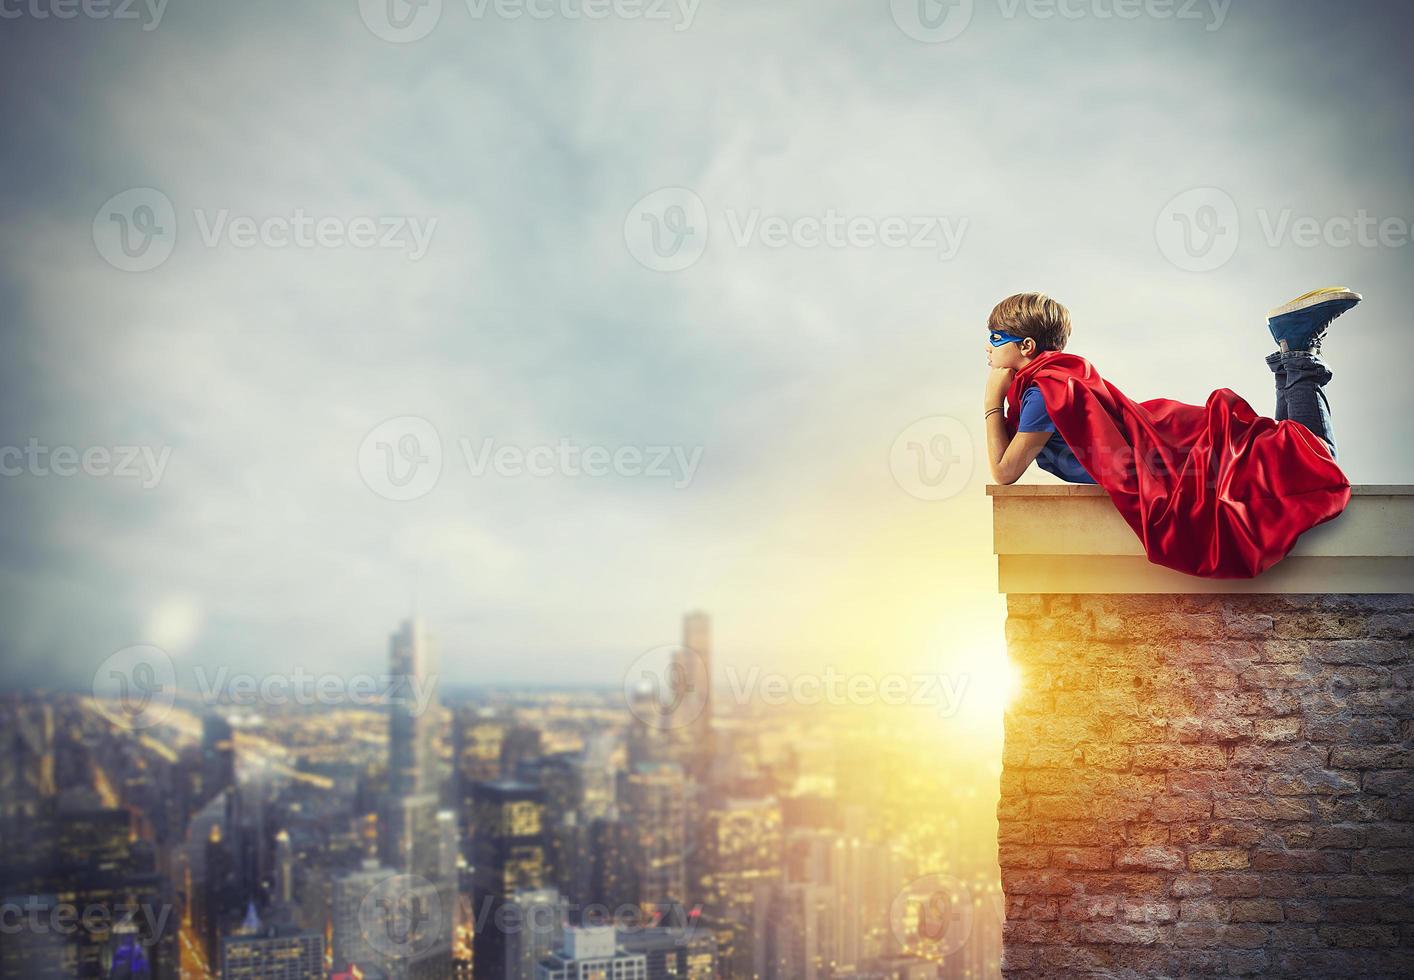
left=1017, top=386, right=1096, bottom=484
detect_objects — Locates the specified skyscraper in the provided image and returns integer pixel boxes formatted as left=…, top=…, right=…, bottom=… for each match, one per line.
left=588, top=812, right=637, bottom=911
left=576, top=734, right=616, bottom=822
left=201, top=714, right=237, bottom=808
left=469, top=781, right=548, bottom=978
left=378, top=793, right=439, bottom=879
left=273, top=830, right=295, bottom=907
left=536, top=928, right=647, bottom=980
left=436, top=809, right=459, bottom=882
left=767, top=882, right=836, bottom=980
left=0, top=807, right=179, bottom=980
left=452, top=710, right=506, bottom=777
left=380, top=618, right=442, bottom=882
left=673, top=612, right=713, bottom=781
left=502, top=888, right=566, bottom=980
left=386, top=618, right=436, bottom=798
left=617, top=925, right=718, bottom=980
left=698, top=796, right=783, bottom=979
left=330, top=860, right=396, bottom=975
left=0, top=700, right=55, bottom=820
left=618, top=763, right=687, bottom=913
left=515, top=752, right=584, bottom=898
left=500, top=726, right=543, bottom=777
left=219, top=908, right=325, bottom=980
left=780, top=828, right=864, bottom=976
left=375, top=618, right=454, bottom=980
left=702, top=797, right=783, bottom=910
left=201, top=823, right=238, bottom=967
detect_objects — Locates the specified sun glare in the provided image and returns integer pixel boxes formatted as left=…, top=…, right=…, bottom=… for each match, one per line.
left=971, top=647, right=1023, bottom=718
left=928, top=623, right=1023, bottom=726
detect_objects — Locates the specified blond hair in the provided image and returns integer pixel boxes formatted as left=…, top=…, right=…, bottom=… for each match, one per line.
left=988, top=293, right=1072, bottom=352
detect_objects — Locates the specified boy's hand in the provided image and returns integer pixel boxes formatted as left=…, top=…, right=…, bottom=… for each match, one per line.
left=985, top=367, right=1016, bottom=410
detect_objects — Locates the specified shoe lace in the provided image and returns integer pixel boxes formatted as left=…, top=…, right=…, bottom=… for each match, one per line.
left=1282, top=328, right=1328, bottom=357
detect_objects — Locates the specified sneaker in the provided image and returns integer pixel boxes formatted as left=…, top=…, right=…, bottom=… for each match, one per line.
left=1267, top=287, right=1362, bottom=355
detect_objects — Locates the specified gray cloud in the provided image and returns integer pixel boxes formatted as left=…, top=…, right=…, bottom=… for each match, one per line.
left=1, top=0, right=1411, bottom=690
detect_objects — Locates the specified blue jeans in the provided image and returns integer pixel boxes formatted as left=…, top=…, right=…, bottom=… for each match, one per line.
left=1265, top=350, right=1337, bottom=460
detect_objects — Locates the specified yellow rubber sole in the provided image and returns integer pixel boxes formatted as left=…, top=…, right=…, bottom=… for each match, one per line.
left=1267, top=287, right=1362, bottom=319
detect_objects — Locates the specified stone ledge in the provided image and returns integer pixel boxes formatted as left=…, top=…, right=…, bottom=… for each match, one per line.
left=989, top=485, right=1414, bottom=594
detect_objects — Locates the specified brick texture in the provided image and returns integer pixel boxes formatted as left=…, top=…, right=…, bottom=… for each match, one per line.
left=999, top=593, right=1414, bottom=979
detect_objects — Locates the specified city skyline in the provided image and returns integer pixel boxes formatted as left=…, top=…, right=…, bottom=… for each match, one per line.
left=1, top=597, right=1007, bottom=978
left=69, top=607, right=1019, bottom=755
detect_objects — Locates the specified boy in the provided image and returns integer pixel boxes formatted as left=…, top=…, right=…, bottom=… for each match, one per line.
left=980, top=289, right=1359, bottom=578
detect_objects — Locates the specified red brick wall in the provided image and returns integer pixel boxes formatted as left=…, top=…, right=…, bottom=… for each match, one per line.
left=998, top=593, right=1414, bottom=978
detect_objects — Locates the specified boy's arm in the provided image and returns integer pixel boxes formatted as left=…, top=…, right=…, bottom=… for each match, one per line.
left=985, top=367, right=1051, bottom=484
left=986, top=418, right=1050, bottom=485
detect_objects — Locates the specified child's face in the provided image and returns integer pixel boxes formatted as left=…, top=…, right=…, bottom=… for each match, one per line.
left=986, top=334, right=1036, bottom=370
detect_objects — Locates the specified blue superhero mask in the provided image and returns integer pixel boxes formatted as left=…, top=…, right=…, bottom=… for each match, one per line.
left=988, top=329, right=1027, bottom=347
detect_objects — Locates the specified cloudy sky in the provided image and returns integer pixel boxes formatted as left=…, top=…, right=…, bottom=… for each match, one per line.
left=2, top=0, right=1412, bottom=696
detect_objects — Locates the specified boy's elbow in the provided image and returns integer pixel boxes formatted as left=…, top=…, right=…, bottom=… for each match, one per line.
left=991, top=464, right=1020, bottom=486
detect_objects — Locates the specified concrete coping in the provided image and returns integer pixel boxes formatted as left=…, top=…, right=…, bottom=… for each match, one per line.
left=989, top=484, right=1414, bottom=594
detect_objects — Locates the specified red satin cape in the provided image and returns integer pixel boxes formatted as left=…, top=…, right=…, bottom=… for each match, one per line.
left=1004, top=351, right=1351, bottom=579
